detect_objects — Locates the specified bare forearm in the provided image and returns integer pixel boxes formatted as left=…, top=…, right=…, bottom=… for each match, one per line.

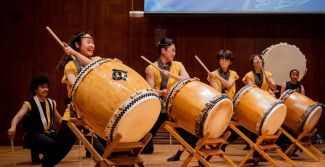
left=170, top=74, right=188, bottom=81
left=210, top=80, right=218, bottom=90
left=73, top=52, right=92, bottom=66
left=10, top=116, right=22, bottom=131
left=216, top=76, right=233, bottom=88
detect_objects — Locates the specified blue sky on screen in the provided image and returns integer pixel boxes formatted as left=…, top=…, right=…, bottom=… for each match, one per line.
left=144, top=0, right=325, bottom=13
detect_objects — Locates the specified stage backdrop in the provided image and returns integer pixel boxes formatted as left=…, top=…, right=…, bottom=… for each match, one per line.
left=1, top=0, right=325, bottom=145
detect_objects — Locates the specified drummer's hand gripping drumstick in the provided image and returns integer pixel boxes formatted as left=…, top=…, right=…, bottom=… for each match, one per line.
left=141, top=56, right=178, bottom=79
left=195, top=55, right=221, bottom=90
left=11, top=139, right=16, bottom=167
left=46, top=26, right=76, bottom=60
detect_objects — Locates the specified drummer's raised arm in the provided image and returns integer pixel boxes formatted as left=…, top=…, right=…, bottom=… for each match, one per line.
left=169, top=63, right=189, bottom=81
left=162, top=63, right=189, bottom=81
left=62, top=42, right=92, bottom=66
left=179, top=63, right=190, bottom=79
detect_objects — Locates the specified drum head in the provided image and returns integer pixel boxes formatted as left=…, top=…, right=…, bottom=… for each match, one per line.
left=303, top=106, right=322, bottom=133
left=113, top=97, right=161, bottom=142
left=262, top=43, right=307, bottom=85
left=204, top=98, right=233, bottom=138
left=260, top=103, right=287, bottom=135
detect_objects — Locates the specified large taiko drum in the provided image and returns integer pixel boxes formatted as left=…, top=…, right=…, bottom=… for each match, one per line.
left=72, top=58, right=161, bottom=142
left=166, top=78, right=233, bottom=138
left=280, top=90, right=322, bottom=134
left=262, top=42, right=307, bottom=85
left=233, top=86, right=287, bottom=135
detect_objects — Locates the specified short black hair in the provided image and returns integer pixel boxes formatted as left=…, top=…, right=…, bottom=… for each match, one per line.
left=217, top=49, right=234, bottom=62
left=30, top=75, right=50, bottom=95
left=289, top=69, right=299, bottom=76
left=157, top=37, right=174, bottom=56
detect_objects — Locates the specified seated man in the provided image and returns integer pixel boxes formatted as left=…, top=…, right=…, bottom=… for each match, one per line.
left=8, top=75, right=62, bottom=163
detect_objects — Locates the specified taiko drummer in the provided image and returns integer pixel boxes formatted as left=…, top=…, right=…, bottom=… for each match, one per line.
left=56, top=32, right=106, bottom=159
left=207, top=49, right=239, bottom=99
left=280, top=69, right=305, bottom=95
left=206, top=49, right=251, bottom=153
left=243, top=54, right=277, bottom=95
left=143, top=38, right=198, bottom=156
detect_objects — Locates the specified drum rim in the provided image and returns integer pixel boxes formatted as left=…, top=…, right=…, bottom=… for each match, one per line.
left=105, top=89, right=159, bottom=142
left=165, top=78, right=195, bottom=116
left=299, top=103, right=322, bottom=132
left=257, top=102, right=285, bottom=135
left=233, top=85, right=254, bottom=107
left=195, top=95, right=230, bottom=138
left=279, top=89, right=294, bottom=101
left=71, top=58, right=111, bottom=97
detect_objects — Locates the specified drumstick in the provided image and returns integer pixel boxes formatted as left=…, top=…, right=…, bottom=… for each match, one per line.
left=46, top=26, right=64, bottom=47
left=10, top=139, right=16, bottom=167
left=195, top=55, right=211, bottom=73
left=46, top=26, right=76, bottom=60
left=140, top=56, right=164, bottom=73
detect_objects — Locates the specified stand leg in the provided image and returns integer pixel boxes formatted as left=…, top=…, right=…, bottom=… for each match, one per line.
left=280, top=128, right=319, bottom=161
left=67, top=121, right=104, bottom=163
left=229, top=123, right=280, bottom=167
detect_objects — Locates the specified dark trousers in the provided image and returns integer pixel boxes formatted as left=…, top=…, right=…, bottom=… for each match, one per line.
left=85, top=135, right=107, bottom=157
left=143, top=113, right=198, bottom=152
left=42, top=120, right=77, bottom=167
left=275, top=127, right=297, bottom=151
left=24, top=131, right=56, bottom=163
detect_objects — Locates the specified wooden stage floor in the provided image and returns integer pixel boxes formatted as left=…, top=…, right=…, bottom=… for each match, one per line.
left=0, top=144, right=324, bottom=167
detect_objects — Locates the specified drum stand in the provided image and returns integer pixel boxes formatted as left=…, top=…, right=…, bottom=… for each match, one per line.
left=277, top=127, right=324, bottom=160
left=164, top=121, right=237, bottom=167
left=229, top=122, right=295, bottom=167
left=67, top=121, right=152, bottom=167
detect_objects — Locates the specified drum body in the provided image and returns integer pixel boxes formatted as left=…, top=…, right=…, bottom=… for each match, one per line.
left=233, top=86, right=287, bottom=135
left=280, top=90, right=322, bottom=134
left=166, top=78, right=233, bottom=138
left=72, top=58, right=161, bottom=142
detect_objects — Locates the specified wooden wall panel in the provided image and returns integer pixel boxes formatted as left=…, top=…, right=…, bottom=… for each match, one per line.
left=2, top=0, right=38, bottom=145
left=2, top=0, right=325, bottom=145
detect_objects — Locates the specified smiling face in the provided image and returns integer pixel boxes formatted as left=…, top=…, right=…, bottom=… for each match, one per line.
left=75, top=34, right=95, bottom=57
left=252, top=55, right=264, bottom=69
left=35, top=83, right=49, bottom=98
left=161, top=44, right=176, bottom=62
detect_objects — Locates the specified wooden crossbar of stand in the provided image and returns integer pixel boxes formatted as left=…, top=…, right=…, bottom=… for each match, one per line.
left=229, top=122, right=296, bottom=167
left=67, top=121, right=152, bottom=167
left=164, top=121, right=237, bottom=167
left=278, top=127, right=324, bottom=160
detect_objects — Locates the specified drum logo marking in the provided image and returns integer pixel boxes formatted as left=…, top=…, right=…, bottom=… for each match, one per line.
left=112, top=69, right=128, bottom=81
